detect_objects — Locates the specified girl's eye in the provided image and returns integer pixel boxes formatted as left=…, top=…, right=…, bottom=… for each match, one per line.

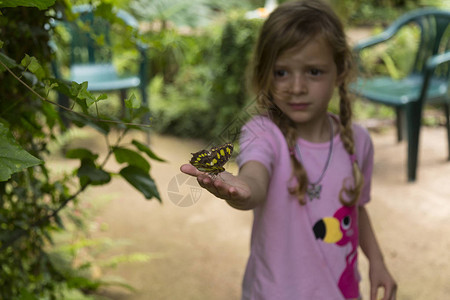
left=309, top=68, right=322, bottom=76
left=274, top=70, right=288, bottom=77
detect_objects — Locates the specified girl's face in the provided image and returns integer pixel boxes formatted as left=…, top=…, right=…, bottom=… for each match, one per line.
left=272, top=35, right=339, bottom=134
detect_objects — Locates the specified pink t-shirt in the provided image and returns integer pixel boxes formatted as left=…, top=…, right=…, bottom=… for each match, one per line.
left=236, top=115, right=374, bottom=300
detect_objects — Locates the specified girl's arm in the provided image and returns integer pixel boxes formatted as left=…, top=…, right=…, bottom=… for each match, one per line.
left=359, top=206, right=397, bottom=300
left=180, top=160, right=269, bottom=210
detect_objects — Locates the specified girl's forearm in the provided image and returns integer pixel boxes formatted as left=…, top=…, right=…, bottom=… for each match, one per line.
left=225, top=174, right=266, bottom=210
left=358, top=206, right=385, bottom=263
left=225, top=161, right=269, bottom=210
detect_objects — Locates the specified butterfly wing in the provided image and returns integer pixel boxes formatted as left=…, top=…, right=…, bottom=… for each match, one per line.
left=189, top=143, right=234, bottom=175
left=190, top=149, right=211, bottom=166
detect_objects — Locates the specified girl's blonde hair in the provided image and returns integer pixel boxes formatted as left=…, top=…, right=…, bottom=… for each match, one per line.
left=250, top=0, right=363, bottom=206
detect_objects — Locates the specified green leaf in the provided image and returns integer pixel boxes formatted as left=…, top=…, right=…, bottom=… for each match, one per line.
left=0, top=52, right=18, bottom=72
left=95, top=3, right=118, bottom=25
left=44, top=80, right=58, bottom=96
left=125, top=93, right=140, bottom=109
left=77, top=159, right=111, bottom=186
left=96, top=93, right=108, bottom=102
left=0, top=0, right=55, bottom=10
left=132, top=140, right=166, bottom=162
left=113, top=147, right=150, bottom=172
left=100, top=253, right=153, bottom=268
left=85, top=93, right=108, bottom=107
left=41, top=101, right=59, bottom=129
left=66, top=112, right=110, bottom=135
left=0, top=123, right=43, bottom=181
left=66, top=276, right=101, bottom=290
left=18, top=289, right=39, bottom=300
left=381, top=52, right=401, bottom=80
left=70, top=81, right=95, bottom=110
left=119, top=166, right=160, bottom=201
left=20, top=54, right=45, bottom=80
left=0, top=40, right=3, bottom=48
left=66, top=148, right=99, bottom=161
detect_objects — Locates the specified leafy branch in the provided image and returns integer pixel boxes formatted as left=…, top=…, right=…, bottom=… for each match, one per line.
left=0, top=1, right=164, bottom=297
left=0, top=49, right=164, bottom=248
left=0, top=128, right=129, bottom=251
left=0, top=58, right=151, bottom=128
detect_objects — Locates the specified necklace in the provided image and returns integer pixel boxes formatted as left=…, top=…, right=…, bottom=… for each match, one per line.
left=294, top=116, right=334, bottom=200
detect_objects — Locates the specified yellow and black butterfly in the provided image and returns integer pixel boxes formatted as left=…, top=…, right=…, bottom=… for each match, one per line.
left=189, top=143, right=234, bottom=175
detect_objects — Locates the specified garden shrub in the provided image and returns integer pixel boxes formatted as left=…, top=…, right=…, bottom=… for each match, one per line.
left=359, top=24, right=420, bottom=79
left=0, top=1, right=162, bottom=298
left=150, top=12, right=262, bottom=142
left=208, top=13, right=263, bottom=140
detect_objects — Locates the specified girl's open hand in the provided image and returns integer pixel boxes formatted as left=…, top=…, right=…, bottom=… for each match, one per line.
left=180, top=164, right=252, bottom=209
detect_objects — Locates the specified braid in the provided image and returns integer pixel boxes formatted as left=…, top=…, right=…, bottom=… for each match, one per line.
left=249, top=0, right=365, bottom=206
left=269, top=105, right=308, bottom=205
left=285, top=127, right=308, bottom=206
left=339, top=84, right=354, bottom=154
left=338, top=84, right=364, bottom=206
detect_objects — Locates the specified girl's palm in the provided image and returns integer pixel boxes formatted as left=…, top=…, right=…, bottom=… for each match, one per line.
left=180, top=164, right=251, bottom=205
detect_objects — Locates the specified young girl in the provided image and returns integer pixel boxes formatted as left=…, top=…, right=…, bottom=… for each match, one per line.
left=181, top=1, right=397, bottom=299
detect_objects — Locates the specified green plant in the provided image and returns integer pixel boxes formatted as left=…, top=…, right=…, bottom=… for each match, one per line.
left=208, top=13, right=263, bottom=140
left=331, top=0, right=411, bottom=26
left=0, top=1, right=163, bottom=298
left=359, top=25, right=420, bottom=79
left=150, top=12, right=262, bottom=141
left=148, top=26, right=221, bottom=137
left=43, top=194, right=163, bottom=298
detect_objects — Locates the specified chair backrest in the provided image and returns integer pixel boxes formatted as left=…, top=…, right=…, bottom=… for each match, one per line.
left=391, top=9, right=450, bottom=78
left=66, top=5, right=139, bottom=65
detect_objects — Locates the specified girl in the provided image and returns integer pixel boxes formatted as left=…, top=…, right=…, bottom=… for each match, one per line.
left=181, top=1, right=397, bottom=299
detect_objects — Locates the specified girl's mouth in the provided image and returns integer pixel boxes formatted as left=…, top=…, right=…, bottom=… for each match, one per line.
left=288, top=102, right=310, bottom=110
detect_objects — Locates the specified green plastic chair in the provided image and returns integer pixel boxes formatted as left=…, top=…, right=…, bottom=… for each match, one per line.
left=351, top=8, right=450, bottom=182
left=53, top=5, right=148, bottom=121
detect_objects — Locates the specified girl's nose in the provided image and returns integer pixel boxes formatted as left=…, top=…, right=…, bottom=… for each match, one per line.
left=290, top=74, right=307, bottom=95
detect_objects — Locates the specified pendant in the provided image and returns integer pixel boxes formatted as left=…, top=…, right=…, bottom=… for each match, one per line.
left=307, top=184, right=322, bottom=200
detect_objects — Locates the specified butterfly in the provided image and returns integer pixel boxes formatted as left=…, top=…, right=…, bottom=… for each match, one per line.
left=189, top=143, right=234, bottom=175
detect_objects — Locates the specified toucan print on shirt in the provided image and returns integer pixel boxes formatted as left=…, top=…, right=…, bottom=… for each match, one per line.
left=313, top=205, right=359, bottom=299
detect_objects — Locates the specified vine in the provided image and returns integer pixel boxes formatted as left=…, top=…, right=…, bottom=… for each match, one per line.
left=0, top=1, right=163, bottom=298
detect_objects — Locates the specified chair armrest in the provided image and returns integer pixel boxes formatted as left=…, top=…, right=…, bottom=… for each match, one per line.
left=353, top=8, right=446, bottom=53
left=116, top=9, right=139, bottom=28
left=418, top=51, right=450, bottom=101
left=352, top=13, right=407, bottom=74
left=353, top=17, right=408, bottom=53
left=353, top=31, right=396, bottom=53
left=426, top=51, right=450, bottom=72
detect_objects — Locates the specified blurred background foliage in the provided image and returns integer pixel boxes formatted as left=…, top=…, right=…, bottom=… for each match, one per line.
left=141, top=0, right=448, bottom=139
left=49, top=0, right=450, bottom=142
left=1, top=0, right=449, bottom=298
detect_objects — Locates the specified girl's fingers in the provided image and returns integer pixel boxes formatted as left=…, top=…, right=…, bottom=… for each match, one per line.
left=370, top=285, right=378, bottom=300
left=196, top=174, right=228, bottom=199
left=180, top=164, right=202, bottom=176
left=370, top=281, right=397, bottom=300
left=181, top=165, right=242, bottom=201
left=212, top=177, right=233, bottom=198
left=386, top=282, right=397, bottom=300
left=203, top=175, right=238, bottom=200
left=197, top=174, right=214, bottom=189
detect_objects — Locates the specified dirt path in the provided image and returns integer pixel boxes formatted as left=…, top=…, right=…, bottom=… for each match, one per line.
left=53, top=28, right=450, bottom=300
left=55, top=123, right=450, bottom=300
left=70, top=134, right=251, bottom=300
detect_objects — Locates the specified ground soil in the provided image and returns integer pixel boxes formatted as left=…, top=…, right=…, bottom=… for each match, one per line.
left=51, top=123, right=450, bottom=300
left=48, top=28, right=449, bottom=300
